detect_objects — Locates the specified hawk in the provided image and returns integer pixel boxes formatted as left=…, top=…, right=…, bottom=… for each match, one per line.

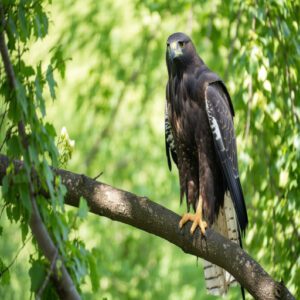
left=165, top=32, right=248, bottom=296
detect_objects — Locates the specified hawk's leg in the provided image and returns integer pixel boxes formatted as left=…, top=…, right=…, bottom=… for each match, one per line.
left=179, top=196, right=207, bottom=235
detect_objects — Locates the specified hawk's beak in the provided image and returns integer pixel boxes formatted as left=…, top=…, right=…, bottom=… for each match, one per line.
left=168, top=42, right=182, bottom=60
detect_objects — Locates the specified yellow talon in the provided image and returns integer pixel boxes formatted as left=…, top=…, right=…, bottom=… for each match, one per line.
left=179, top=213, right=193, bottom=228
left=179, top=212, right=207, bottom=235
left=179, top=195, right=207, bottom=235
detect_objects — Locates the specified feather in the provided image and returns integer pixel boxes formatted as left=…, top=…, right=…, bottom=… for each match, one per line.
left=203, top=192, right=238, bottom=296
left=205, top=82, right=248, bottom=233
left=165, top=101, right=177, bottom=170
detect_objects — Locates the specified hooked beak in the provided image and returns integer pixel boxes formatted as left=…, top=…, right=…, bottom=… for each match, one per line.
left=168, top=42, right=182, bottom=61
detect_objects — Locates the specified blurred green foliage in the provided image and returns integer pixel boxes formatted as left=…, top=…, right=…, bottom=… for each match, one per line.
left=0, top=0, right=299, bottom=299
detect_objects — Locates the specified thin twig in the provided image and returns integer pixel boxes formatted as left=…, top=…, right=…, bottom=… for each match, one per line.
left=93, top=171, right=103, bottom=181
left=0, top=203, right=6, bottom=218
left=0, top=235, right=32, bottom=278
left=0, top=103, right=8, bottom=129
left=0, top=125, right=16, bottom=151
left=36, top=250, right=58, bottom=300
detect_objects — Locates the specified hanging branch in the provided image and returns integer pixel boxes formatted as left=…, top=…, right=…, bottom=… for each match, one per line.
left=0, top=14, right=80, bottom=299
left=0, top=154, right=295, bottom=300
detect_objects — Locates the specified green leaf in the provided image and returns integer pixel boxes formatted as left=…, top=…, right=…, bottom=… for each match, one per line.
left=282, top=21, right=290, bottom=37
left=2, top=175, right=9, bottom=196
left=42, top=159, right=54, bottom=198
left=34, top=14, right=42, bottom=38
left=7, top=98, right=21, bottom=122
left=46, top=65, right=57, bottom=100
left=7, top=135, right=22, bottom=157
left=23, top=65, right=35, bottom=77
left=18, top=5, right=29, bottom=41
left=88, top=252, right=99, bottom=292
left=35, top=73, right=45, bottom=116
left=21, top=223, right=29, bottom=243
left=7, top=14, right=17, bottom=37
left=0, top=258, right=10, bottom=285
left=19, top=183, right=32, bottom=213
left=12, top=204, right=21, bottom=222
left=45, top=123, right=56, bottom=138
left=28, top=260, right=46, bottom=292
left=78, top=197, right=89, bottom=219
left=16, top=79, right=28, bottom=116
left=28, top=145, right=38, bottom=164
left=50, top=46, right=66, bottom=78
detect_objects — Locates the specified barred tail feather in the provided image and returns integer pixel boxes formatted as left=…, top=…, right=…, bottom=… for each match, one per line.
left=203, top=192, right=239, bottom=296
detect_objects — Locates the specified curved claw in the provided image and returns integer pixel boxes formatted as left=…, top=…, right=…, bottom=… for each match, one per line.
left=179, top=213, right=193, bottom=228
left=191, top=217, right=207, bottom=235
left=179, top=213, right=207, bottom=235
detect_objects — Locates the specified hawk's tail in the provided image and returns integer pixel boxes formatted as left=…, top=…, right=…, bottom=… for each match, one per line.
left=203, top=192, right=240, bottom=296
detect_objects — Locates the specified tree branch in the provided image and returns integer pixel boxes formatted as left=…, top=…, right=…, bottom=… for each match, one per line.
left=0, top=154, right=295, bottom=300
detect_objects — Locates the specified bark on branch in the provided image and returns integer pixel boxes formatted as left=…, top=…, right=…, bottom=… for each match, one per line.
left=0, top=154, right=295, bottom=300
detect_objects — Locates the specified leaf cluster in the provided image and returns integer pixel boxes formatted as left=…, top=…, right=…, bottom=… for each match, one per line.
left=0, top=1, right=98, bottom=298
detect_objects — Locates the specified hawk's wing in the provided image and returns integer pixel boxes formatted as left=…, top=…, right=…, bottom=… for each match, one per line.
left=205, top=82, right=248, bottom=234
left=165, top=101, right=177, bottom=171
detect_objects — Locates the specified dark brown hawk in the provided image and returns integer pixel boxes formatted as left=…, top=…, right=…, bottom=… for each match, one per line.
left=165, top=32, right=248, bottom=296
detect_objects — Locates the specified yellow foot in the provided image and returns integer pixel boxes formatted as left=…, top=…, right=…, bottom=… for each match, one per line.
left=179, top=213, right=207, bottom=235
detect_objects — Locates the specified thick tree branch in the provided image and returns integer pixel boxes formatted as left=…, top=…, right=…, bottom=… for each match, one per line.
left=0, top=154, right=295, bottom=300
left=0, top=14, right=80, bottom=299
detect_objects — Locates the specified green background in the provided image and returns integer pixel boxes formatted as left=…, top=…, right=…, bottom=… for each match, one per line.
left=0, top=0, right=299, bottom=299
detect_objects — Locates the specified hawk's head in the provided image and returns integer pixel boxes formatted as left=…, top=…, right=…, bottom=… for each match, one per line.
left=166, top=32, right=198, bottom=75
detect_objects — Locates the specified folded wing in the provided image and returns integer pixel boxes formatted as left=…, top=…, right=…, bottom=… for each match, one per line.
left=205, top=82, right=248, bottom=234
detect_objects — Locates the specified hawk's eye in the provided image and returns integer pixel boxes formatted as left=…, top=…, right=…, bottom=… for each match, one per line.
left=178, top=41, right=185, bottom=48
left=167, top=43, right=170, bottom=48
